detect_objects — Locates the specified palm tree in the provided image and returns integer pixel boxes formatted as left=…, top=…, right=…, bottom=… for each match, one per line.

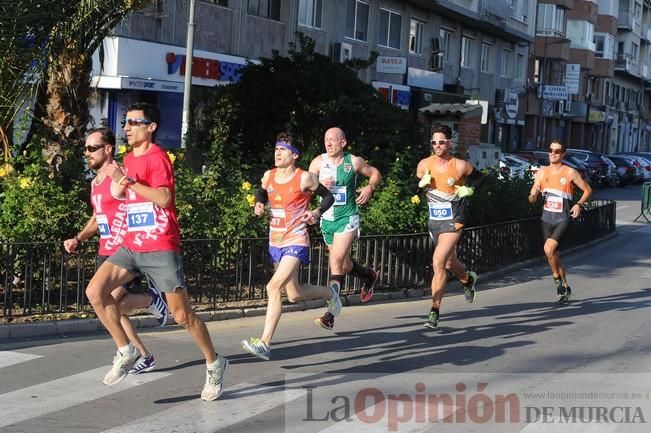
left=0, top=0, right=155, bottom=175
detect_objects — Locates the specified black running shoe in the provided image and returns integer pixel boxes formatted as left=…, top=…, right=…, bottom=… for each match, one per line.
left=555, top=278, right=565, bottom=298
left=423, top=309, right=439, bottom=329
left=559, top=286, right=572, bottom=305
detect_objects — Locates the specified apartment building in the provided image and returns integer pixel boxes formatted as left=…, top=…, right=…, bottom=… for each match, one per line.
left=89, top=0, right=536, bottom=150
left=525, top=0, right=651, bottom=154
left=607, top=0, right=651, bottom=153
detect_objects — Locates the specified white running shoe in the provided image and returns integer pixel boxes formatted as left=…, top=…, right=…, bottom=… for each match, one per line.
left=102, top=345, right=139, bottom=386
left=326, top=282, right=342, bottom=317
left=201, top=355, right=229, bottom=401
left=241, top=337, right=271, bottom=361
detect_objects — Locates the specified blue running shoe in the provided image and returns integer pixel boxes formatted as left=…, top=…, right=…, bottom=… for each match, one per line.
left=148, top=287, right=169, bottom=327
left=128, top=354, right=156, bottom=374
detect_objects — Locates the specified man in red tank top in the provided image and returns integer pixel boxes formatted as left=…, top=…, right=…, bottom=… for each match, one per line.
left=84, top=103, right=228, bottom=401
left=241, top=132, right=337, bottom=361
left=529, top=140, right=592, bottom=303
left=64, top=128, right=164, bottom=377
left=416, top=124, right=485, bottom=329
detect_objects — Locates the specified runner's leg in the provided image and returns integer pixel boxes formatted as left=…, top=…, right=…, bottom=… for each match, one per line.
left=86, top=261, right=136, bottom=347
left=431, top=231, right=463, bottom=310
left=260, top=256, right=302, bottom=346
left=111, top=286, right=151, bottom=357
left=166, top=289, right=217, bottom=363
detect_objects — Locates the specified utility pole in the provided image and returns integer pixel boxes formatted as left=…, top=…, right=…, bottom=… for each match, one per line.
left=537, top=35, right=549, bottom=149
left=180, top=0, right=196, bottom=149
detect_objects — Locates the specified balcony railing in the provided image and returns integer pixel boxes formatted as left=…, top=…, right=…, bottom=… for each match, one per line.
left=617, top=12, right=634, bottom=30
left=615, top=53, right=631, bottom=69
left=1, top=202, right=616, bottom=319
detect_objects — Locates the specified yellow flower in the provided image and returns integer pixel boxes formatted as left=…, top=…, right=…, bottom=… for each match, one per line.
left=166, top=151, right=176, bottom=165
left=410, top=195, right=421, bottom=205
left=0, top=167, right=6, bottom=177
left=242, top=181, right=252, bottom=191
left=19, top=177, right=33, bottom=189
left=246, top=194, right=255, bottom=207
left=117, top=145, right=128, bottom=155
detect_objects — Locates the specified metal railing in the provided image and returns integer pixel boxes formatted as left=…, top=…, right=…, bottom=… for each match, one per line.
left=1, top=201, right=616, bottom=318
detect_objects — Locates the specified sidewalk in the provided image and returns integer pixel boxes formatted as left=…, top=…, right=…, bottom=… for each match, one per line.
left=0, top=232, right=617, bottom=341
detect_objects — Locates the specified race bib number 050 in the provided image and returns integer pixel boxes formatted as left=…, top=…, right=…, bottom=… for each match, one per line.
left=428, top=202, right=453, bottom=220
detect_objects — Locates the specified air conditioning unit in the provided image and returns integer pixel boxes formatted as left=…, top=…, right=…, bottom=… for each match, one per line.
left=330, top=42, right=353, bottom=63
left=430, top=54, right=443, bottom=71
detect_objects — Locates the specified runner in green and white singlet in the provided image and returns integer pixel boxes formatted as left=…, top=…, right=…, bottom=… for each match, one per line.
left=310, top=127, right=382, bottom=330
left=318, top=152, right=359, bottom=242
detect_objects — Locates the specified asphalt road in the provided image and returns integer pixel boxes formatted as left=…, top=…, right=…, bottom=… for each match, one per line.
left=1, top=183, right=650, bottom=433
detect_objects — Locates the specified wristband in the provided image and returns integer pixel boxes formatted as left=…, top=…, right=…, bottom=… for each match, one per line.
left=75, top=235, right=83, bottom=243
left=122, top=176, right=136, bottom=188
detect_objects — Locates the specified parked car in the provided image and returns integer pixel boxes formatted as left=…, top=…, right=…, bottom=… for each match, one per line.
left=616, top=152, right=651, bottom=182
left=566, top=148, right=618, bottom=187
left=498, top=153, right=539, bottom=179
left=600, top=156, right=621, bottom=187
left=606, top=155, right=640, bottom=185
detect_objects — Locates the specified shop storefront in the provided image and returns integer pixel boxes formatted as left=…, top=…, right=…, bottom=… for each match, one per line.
left=91, top=37, right=250, bottom=148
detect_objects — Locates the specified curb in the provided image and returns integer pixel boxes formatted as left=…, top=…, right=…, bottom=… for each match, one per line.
left=0, top=232, right=616, bottom=341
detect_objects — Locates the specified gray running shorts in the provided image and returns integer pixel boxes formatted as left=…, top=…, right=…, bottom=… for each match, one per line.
left=108, top=247, right=185, bottom=293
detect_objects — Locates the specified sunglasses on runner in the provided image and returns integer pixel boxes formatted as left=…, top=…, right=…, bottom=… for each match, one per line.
left=431, top=140, right=449, bottom=145
left=126, top=118, right=153, bottom=126
left=548, top=148, right=563, bottom=154
left=84, top=144, right=107, bottom=153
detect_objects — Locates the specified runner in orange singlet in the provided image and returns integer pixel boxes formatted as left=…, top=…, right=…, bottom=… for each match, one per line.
left=529, top=140, right=592, bottom=304
left=241, top=132, right=338, bottom=361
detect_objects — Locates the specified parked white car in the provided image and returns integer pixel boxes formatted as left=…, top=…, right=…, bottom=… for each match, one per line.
left=498, top=153, right=539, bottom=179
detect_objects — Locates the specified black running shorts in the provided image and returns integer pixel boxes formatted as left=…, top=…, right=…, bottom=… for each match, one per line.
left=541, top=221, right=569, bottom=242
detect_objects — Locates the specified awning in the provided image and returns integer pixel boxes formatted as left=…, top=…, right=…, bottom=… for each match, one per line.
left=418, top=103, right=483, bottom=118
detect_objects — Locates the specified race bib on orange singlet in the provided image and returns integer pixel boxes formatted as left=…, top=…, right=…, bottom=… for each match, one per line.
left=269, top=208, right=287, bottom=232
left=544, top=196, right=563, bottom=213
left=428, top=202, right=454, bottom=220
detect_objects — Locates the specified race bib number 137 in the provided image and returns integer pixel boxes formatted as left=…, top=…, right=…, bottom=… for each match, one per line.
left=126, top=202, right=156, bottom=231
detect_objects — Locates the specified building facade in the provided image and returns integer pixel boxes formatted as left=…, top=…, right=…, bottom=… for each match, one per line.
left=524, top=0, right=651, bottom=154
left=90, top=0, right=538, bottom=151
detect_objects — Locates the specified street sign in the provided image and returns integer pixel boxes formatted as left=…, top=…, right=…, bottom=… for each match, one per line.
left=565, top=63, right=580, bottom=94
